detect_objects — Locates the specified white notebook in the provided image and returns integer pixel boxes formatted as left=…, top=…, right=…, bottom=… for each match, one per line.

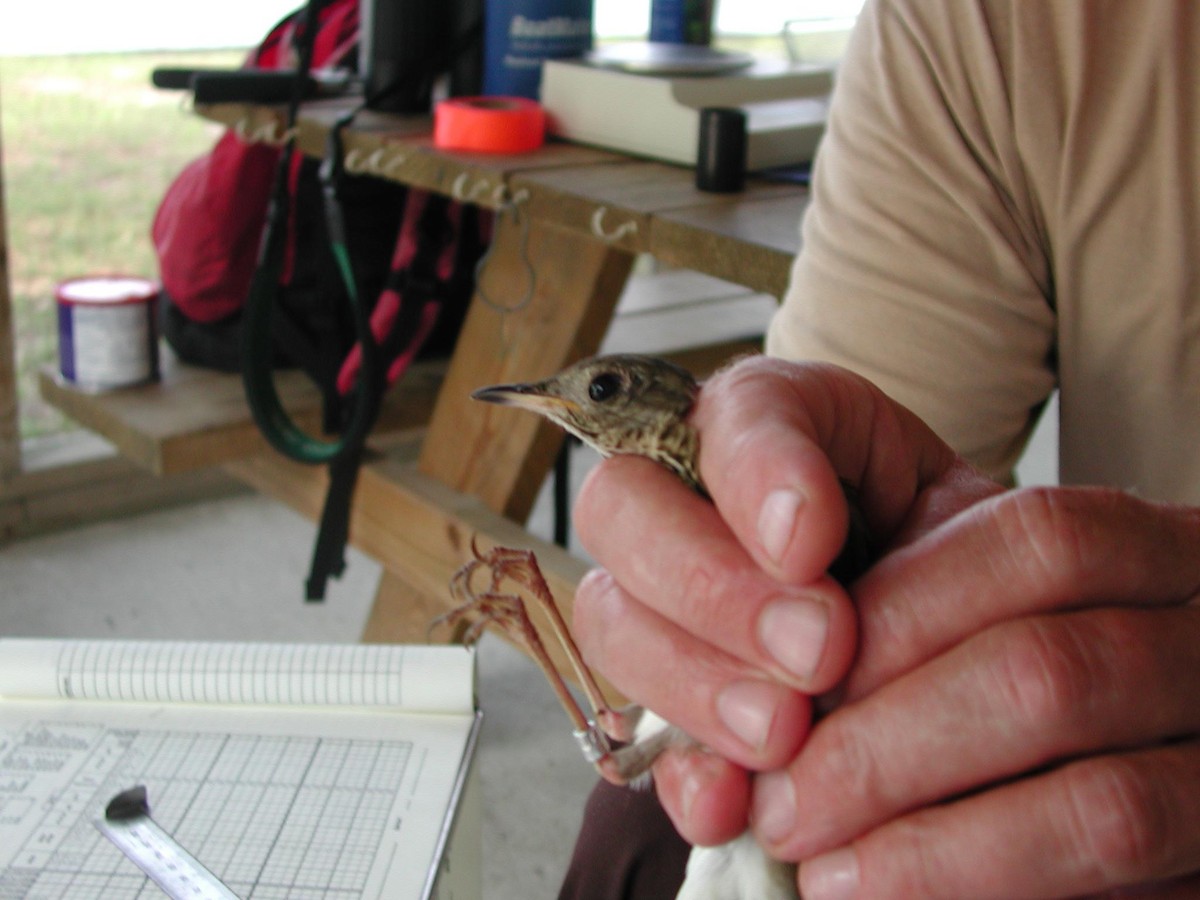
left=0, top=638, right=480, bottom=900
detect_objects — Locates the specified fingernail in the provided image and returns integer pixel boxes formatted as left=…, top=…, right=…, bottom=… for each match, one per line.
left=758, top=597, right=828, bottom=683
left=715, top=680, right=779, bottom=751
left=679, top=763, right=704, bottom=826
left=800, top=847, right=860, bottom=900
left=758, top=488, right=806, bottom=565
left=751, top=768, right=797, bottom=844
left=578, top=567, right=615, bottom=596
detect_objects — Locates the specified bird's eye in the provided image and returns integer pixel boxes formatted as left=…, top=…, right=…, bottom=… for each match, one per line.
left=588, top=372, right=623, bottom=402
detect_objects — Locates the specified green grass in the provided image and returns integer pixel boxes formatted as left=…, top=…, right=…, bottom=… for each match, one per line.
left=2, top=50, right=244, bottom=437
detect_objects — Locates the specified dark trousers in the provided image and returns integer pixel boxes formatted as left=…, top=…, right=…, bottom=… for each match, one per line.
left=557, top=779, right=690, bottom=899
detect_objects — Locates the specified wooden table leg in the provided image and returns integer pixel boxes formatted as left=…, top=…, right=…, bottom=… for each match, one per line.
left=419, top=216, right=634, bottom=519
left=361, top=570, right=449, bottom=644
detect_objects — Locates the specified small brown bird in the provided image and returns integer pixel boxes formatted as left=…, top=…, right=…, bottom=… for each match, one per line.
left=472, top=354, right=705, bottom=492
left=474, top=353, right=870, bottom=584
left=472, top=354, right=869, bottom=900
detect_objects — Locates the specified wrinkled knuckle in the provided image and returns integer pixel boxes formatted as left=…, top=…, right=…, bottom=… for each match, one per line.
left=986, top=618, right=1093, bottom=732
left=992, top=487, right=1094, bottom=589
left=677, top=560, right=759, bottom=647
left=1063, top=758, right=1171, bottom=883
left=815, top=720, right=886, bottom=808
left=677, top=560, right=725, bottom=633
left=863, top=812, right=951, bottom=897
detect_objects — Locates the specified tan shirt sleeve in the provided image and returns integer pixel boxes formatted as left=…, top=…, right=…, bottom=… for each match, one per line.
left=767, top=0, right=1057, bottom=481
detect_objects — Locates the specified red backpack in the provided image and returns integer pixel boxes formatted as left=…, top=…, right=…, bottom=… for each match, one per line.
left=152, top=0, right=489, bottom=598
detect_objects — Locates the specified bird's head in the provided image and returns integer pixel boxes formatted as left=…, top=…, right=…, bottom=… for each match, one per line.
left=472, top=354, right=704, bottom=491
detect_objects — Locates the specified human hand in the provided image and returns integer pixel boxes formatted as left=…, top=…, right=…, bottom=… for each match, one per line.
left=573, top=355, right=1200, bottom=897
left=753, top=485, right=1200, bottom=898
left=570, top=355, right=997, bottom=843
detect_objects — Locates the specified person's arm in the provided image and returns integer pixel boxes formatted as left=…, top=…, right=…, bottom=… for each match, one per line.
left=769, top=0, right=1057, bottom=481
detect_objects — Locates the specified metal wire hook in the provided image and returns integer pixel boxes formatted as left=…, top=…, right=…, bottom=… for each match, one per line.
left=452, top=172, right=496, bottom=203
left=590, top=206, right=638, bottom=243
left=233, top=117, right=296, bottom=147
left=474, top=189, right=535, bottom=317
left=381, top=150, right=408, bottom=177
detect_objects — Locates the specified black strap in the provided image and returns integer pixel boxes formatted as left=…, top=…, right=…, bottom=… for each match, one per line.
left=305, top=444, right=365, bottom=601
left=243, top=1, right=471, bottom=599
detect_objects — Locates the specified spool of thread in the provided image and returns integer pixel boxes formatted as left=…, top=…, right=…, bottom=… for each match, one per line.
left=57, top=275, right=159, bottom=390
left=696, top=107, right=747, bottom=193
left=434, top=96, right=546, bottom=153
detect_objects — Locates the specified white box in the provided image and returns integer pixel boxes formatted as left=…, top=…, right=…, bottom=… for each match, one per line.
left=540, top=58, right=833, bottom=169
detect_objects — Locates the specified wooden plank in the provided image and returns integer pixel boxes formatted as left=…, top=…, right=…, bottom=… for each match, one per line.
left=511, top=161, right=800, bottom=257
left=361, top=571, right=451, bottom=646
left=650, top=193, right=810, bottom=298
left=417, top=215, right=634, bottom=522
left=39, top=355, right=446, bottom=476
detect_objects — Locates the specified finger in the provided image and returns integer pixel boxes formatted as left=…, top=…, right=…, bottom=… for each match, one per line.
left=573, top=568, right=814, bottom=769
left=693, top=356, right=963, bottom=583
left=574, top=456, right=858, bottom=694
left=846, top=487, right=1200, bottom=700
left=796, top=740, right=1200, bottom=900
left=753, top=604, right=1200, bottom=859
left=652, top=743, right=751, bottom=847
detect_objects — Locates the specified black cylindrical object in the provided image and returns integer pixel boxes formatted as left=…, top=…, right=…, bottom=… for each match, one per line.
left=361, top=0, right=448, bottom=111
left=448, top=0, right=484, bottom=97
left=695, top=107, right=747, bottom=193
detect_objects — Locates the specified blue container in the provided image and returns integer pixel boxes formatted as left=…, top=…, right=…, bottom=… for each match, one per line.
left=649, top=0, right=713, bottom=45
left=483, top=0, right=594, bottom=99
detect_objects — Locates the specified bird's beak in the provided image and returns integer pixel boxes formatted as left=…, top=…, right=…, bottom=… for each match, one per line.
left=471, top=382, right=580, bottom=417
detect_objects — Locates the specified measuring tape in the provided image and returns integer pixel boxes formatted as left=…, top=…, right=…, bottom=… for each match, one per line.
left=95, top=785, right=240, bottom=899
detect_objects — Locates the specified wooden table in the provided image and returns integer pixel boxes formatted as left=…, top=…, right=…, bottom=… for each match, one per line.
left=40, top=97, right=808, bottom=681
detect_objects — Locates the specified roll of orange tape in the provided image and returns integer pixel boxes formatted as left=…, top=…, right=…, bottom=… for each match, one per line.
left=434, top=96, right=546, bottom=154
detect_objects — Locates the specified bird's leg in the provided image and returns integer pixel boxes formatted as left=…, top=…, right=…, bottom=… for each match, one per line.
left=478, top=545, right=635, bottom=738
left=436, top=541, right=652, bottom=782
left=434, top=545, right=597, bottom=738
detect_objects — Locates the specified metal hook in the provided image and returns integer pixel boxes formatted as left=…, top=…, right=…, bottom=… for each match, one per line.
left=590, top=206, right=638, bottom=243
left=492, top=185, right=530, bottom=208
left=381, top=150, right=407, bottom=177
left=452, top=172, right=495, bottom=203
left=233, top=117, right=296, bottom=147
left=474, top=189, right=536, bottom=318
left=232, top=116, right=253, bottom=143
left=344, top=147, right=393, bottom=176
left=343, top=148, right=369, bottom=175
